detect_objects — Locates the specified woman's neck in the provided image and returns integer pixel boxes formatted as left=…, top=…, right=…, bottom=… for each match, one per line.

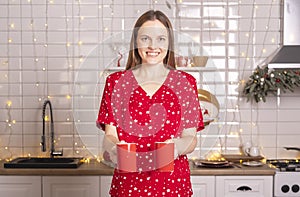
left=133, top=63, right=170, bottom=84
left=139, top=63, right=168, bottom=76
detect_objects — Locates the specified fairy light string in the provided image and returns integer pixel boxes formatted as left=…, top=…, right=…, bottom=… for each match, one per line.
left=77, top=0, right=83, bottom=63
left=220, top=0, right=233, bottom=154
left=65, top=0, right=73, bottom=97
left=26, top=0, right=39, bottom=157
left=64, top=0, right=72, bottom=111
left=29, top=0, right=40, bottom=90
left=73, top=0, right=89, bottom=156
left=3, top=0, right=13, bottom=160
left=38, top=0, right=50, bottom=156
left=237, top=0, right=279, bottom=155
left=64, top=0, right=75, bottom=157
left=223, top=0, right=245, bottom=155
left=44, top=0, right=49, bottom=99
left=239, top=0, right=258, bottom=150
left=256, top=0, right=275, bottom=61
left=110, top=0, right=114, bottom=37
left=74, top=0, right=85, bottom=156
left=250, top=0, right=275, bottom=151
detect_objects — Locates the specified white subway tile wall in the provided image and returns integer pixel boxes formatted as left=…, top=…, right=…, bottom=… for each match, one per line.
left=0, top=0, right=299, bottom=161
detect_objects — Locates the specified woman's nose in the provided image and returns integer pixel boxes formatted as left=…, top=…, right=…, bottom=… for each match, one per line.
left=148, top=39, right=157, bottom=49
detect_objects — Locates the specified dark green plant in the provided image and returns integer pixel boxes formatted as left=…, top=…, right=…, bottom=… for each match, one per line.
left=243, top=66, right=300, bottom=102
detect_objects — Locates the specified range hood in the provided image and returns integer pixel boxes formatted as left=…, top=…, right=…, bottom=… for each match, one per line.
left=268, top=0, right=300, bottom=69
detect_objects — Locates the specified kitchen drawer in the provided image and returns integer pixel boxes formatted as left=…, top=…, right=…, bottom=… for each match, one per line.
left=0, top=176, right=41, bottom=197
left=216, top=176, right=273, bottom=197
left=191, top=176, right=215, bottom=197
left=100, top=176, right=113, bottom=197
left=43, top=176, right=100, bottom=197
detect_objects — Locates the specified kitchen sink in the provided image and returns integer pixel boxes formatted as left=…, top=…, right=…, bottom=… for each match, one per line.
left=4, top=157, right=84, bottom=169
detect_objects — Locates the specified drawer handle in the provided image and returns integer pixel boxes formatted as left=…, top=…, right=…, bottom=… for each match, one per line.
left=237, top=186, right=252, bottom=191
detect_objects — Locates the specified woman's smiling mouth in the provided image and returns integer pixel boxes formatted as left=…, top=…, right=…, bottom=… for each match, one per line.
left=146, top=51, right=160, bottom=57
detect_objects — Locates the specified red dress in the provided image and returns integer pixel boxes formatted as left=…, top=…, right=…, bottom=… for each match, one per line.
left=97, top=69, right=204, bottom=197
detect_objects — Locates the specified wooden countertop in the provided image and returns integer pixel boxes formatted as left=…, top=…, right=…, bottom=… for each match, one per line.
left=0, top=160, right=114, bottom=176
left=190, top=161, right=276, bottom=176
left=0, top=160, right=276, bottom=176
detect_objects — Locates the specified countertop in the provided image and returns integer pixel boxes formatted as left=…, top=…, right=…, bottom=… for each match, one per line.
left=190, top=161, right=276, bottom=176
left=0, top=160, right=276, bottom=176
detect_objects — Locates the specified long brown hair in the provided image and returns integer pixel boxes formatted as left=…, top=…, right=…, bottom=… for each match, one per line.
left=125, top=10, right=176, bottom=70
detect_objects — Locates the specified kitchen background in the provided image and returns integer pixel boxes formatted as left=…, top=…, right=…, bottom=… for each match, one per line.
left=1, top=0, right=300, bottom=162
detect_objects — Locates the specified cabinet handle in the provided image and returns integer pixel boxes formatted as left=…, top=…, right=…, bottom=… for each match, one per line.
left=237, top=186, right=252, bottom=191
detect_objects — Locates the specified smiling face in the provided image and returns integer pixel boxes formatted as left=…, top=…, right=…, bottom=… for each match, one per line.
left=136, top=20, right=169, bottom=65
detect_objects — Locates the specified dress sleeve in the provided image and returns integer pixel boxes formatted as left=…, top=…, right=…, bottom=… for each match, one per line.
left=184, top=75, right=205, bottom=132
left=96, top=74, right=117, bottom=131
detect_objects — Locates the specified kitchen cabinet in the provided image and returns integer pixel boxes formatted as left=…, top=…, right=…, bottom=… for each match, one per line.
left=100, top=176, right=113, bottom=197
left=100, top=176, right=215, bottom=197
left=0, top=174, right=274, bottom=197
left=216, top=176, right=273, bottom=197
left=43, top=176, right=99, bottom=197
left=99, top=175, right=217, bottom=197
left=100, top=175, right=216, bottom=197
left=0, top=175, right=114, bottom=197
left=0, top=176, right=41, bottom=197
left=191, top=176, right=215, bottom=197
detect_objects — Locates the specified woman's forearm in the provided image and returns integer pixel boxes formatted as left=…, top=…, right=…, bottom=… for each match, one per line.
left=168, top=128, right=197, bottom=156
left=103, top=125, right=119, bottom=155
left=173, top=134, right=197, bottom=155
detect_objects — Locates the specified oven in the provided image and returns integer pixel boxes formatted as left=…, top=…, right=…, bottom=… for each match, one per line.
left=267, top=160, right=300, bottom=197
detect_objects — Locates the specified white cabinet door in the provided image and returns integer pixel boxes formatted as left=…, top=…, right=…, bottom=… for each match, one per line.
left=100, top=176, right=113, bottom=197
left=0, top=176, right=41, bottom=197
left=216, top=176, right=273, bottom=197
left=191, top=176, right=215, bottom=197
left=43, top=176, right=100, bottom=197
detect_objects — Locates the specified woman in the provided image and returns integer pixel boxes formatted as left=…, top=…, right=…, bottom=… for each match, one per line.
left=97, top=10, right=204, bottom=197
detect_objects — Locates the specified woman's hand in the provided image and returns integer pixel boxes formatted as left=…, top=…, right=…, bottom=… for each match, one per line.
left=103, top=124, right=119, bottom=165
left=165, top=128, right=197, bottom=159
left=103, top=148, right=117, bottom=164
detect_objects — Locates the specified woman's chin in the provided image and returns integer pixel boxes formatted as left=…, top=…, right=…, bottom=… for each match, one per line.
left=142, top=60, right=164, bottom=65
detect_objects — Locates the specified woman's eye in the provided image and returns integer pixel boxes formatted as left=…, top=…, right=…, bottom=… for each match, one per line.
left=158, top=37, right=166, bottom=42
left=141, top=37, right=149, bottom=42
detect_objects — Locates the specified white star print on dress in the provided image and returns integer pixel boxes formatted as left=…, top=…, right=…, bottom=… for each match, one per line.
left=97, top=69, right=204, bottom=197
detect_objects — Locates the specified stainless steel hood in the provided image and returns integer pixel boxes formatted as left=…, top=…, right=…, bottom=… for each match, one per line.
left=268, top=0, right=300, bottom=69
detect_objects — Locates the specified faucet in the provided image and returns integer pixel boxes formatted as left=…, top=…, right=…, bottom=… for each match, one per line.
left=41, top=100, right=63, bottom=157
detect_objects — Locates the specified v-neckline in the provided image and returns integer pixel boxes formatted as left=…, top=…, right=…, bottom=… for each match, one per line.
left=131, top=69, right=172, bottom=99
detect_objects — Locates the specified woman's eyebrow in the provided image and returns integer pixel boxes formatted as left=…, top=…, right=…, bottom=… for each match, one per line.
left=138, top=33, right=167, bottom=37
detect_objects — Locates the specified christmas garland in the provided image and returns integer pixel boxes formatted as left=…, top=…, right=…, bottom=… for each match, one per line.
left=243, top=66, right=300, bottom=102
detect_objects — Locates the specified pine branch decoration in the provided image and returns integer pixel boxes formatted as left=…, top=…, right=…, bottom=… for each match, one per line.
left=243, top=66, right=300, bottom=102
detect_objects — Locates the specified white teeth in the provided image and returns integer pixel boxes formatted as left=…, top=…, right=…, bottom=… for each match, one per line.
left=147, top=52, right=159, bottom=56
